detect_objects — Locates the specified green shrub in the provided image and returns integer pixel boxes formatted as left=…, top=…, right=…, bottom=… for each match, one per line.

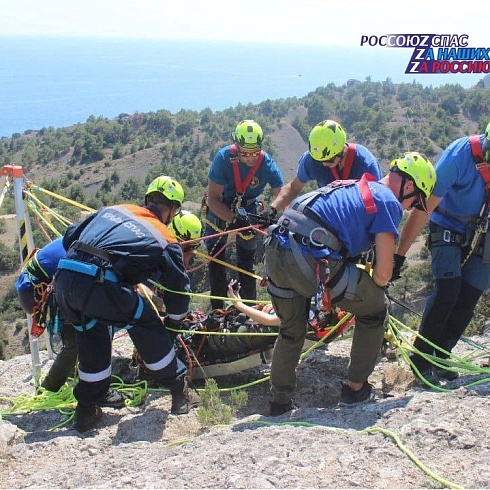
left=196, top=378, right=248, bottom=427
left=0, top=242, right=20, bottom=275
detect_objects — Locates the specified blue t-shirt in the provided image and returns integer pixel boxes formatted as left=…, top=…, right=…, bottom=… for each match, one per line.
left=208, top=145, right=284, bottom=207
left=296, top=144, right=382, bottom=187
left=275, top=179, right=402, bottom=259
left=15, top=237, right=66, bottom=292
left=431, top=134, right=487, bottom=234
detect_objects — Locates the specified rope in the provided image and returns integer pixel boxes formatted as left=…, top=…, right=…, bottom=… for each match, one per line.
left=25, top=198, right=67, bottom=236
left=29, top=184, right=96, bottom=213
left=387, top=314, right=490, bottom=390
left=362, top=426, right=461, bottom=489
left=0, top=376, right=148, bottom=430
left=195, top=420, right=461, bottom=489
left=148, top=278, right=267, bottom=305
left=24, top=189, right=74, bottom=228
left=194, top=249, right=263, bottom=281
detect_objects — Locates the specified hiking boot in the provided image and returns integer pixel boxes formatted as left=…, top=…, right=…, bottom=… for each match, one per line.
left=73, top=405, right=103, bottom=433
left=269, top=399, right=297, bottom=416
left=170, top=376, right=200, bottom=415
left=99, top=388, right=130, bottom=409
left=433, top=366, right=459, bottom=381
left=339, top=381, right=374, bottom=406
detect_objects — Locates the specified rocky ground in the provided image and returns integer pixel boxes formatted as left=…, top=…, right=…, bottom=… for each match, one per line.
left=2, top=324, right=490, bottom=489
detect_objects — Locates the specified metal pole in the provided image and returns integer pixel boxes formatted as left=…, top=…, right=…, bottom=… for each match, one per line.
left=2, top=165, right=41, bottom=388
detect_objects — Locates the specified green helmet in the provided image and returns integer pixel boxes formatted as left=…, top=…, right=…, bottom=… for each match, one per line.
left=145, top=176, right=184, bottom=205
left=308, top=120, right=347, bottom=161
left=390, top=152, right=436, bottom=199
left=169, top=211, right=202, bottom=242
left=232, top=120, right=264, bottom=150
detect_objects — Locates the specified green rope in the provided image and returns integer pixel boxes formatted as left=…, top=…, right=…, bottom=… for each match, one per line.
left=0, top=376, right=148, bottom=430
left=387, top=314, right=490, bottom=390
left=363, top=426, right=461, bottom=489
left=225, top=420, right=461, bottom=489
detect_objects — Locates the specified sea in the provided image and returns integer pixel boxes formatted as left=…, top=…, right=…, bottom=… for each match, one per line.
left=0, top=36, right=484, bottom=138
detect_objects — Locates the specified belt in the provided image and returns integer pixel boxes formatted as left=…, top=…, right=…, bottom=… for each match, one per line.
left=57, top=258, right=119, bottom=283
left=430, top=230, right=465, bottom=245
left=71, top=241, right=112, bottom=261
left=267, top=280, right=300, bottom=299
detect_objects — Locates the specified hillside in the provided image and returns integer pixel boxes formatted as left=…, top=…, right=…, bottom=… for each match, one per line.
left=2, top=327, right=490, bottom=488
left=16, top=106, right=308, bottom=198
left=2, top=80, right=490, bottom=488
left=2, top=78, right=490, bottom=361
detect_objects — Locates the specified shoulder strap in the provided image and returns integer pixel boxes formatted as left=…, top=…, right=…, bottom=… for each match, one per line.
left=469, top=135, right=490, bottom=203
left=290, top=179, right=357, bottom=214
left=230, top=144, right=265, bottom=195
left=469, top=135, right=484, bottom=164
left=357, top=173, right=377, bottom=214
left=341, top=143, right=357, bottom=179
left=330, top=143, right=357, bottom=180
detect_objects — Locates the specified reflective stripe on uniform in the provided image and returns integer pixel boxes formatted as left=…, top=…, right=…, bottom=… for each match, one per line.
left=143, top=349, right=176, bottom=371
left=78, top=365, right=112, bottom=383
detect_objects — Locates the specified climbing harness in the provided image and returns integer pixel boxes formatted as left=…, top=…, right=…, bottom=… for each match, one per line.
left=229, top=143, right=264, bottom=211
left=202, top=144, right=265, bottom=248
left=56, top=257, right=144, bottom=332
left=432, top=135, right=490, bottom=266
left=268, top=173, right=377, bottom=304
left=329, top=143, right=357, bottom=180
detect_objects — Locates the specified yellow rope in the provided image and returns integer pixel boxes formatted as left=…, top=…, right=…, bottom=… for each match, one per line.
left=194, top=249, right=263, bottom=281
left=148, top=278, right=267, bottom=305
left=24, top=190, right=74, bottom=228
left=29, top=185, right=96, bottom=213
left=363, top=426, right=461, bottom=489
left=26, top=200, right=64, bottom=237
left=0, top=376, right=148, bottom=430
left=185, top=419, right=461, bottom=489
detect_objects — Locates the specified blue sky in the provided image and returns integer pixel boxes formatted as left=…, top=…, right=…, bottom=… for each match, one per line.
left=0, top=0, right=488, bottom=47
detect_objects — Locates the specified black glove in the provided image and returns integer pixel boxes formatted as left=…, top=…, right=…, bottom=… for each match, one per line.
left=229, top=217, right=249, bottom=230
left=259, top=206, right=278, bottom=225
left=390, top=253, right=406, bottom=281
left=164, top=316, right=183, bottom=330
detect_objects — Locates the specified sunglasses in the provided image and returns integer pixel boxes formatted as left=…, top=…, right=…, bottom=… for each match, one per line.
left=239, top=149, right=261, bottom=158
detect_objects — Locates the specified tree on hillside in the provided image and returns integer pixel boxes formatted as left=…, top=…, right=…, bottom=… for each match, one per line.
left=118, top=177, right=145, bottom=204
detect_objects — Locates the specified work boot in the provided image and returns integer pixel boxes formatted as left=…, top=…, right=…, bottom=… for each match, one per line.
left=170, top=376, right=200, bottom=415
left=99, top=388, right=131, bottom=409
left=339, top=381, right=374, bottom=406
left=73, top=405, right=103, bottom=433
left=269, top=399, right=297, bottom=416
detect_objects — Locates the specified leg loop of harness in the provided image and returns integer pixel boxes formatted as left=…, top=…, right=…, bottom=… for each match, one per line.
left=267, top=278, right=300, bottom=299
left=327, top=262, right=359, bottom=302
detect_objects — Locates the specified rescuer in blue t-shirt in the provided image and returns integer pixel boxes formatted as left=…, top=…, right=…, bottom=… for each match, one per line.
left=395, top=122, right=490, bottom=383
left=263, top=120, right=382, bottom=218
left=264, top=152, right=436, bottom=415
left=204, top=119, right=284, bottom=309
